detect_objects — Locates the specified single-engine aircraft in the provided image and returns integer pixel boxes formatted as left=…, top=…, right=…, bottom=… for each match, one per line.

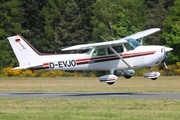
left=7, top=28, right=173, bottom=85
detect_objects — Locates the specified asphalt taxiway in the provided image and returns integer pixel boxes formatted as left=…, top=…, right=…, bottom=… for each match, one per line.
left=0, top=92, right=180, bottom=99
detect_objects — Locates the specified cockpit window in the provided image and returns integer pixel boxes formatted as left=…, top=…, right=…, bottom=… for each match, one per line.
left=108, top=45, right=123, bottom=54
left=92, top=48, right=106, bottom=56
left=125, top=38, right=141, bottom=50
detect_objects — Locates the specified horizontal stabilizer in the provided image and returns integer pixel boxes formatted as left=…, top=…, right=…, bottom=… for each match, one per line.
left=12, top=63, right=49, bottom=70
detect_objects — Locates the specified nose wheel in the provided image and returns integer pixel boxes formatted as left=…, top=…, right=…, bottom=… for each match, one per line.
left=151, top=77, right=157, bottom=80
left=144, top=67, right=160, bottom=80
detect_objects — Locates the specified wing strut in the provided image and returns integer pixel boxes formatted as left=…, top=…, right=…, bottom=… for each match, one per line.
left=109, top=46, right=132, bottom=68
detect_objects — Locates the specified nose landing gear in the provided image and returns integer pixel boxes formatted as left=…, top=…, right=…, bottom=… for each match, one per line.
left=144, top=68, right=160, bottom=80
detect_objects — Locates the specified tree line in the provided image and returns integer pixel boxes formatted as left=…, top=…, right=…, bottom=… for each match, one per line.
left=0, top=0, right=179, bottom=71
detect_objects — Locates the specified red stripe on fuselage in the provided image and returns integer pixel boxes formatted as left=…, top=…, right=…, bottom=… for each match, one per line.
left=76, top=51, right=156, bottom=64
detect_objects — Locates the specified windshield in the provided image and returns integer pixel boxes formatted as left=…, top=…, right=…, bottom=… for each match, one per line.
left=126, top=38, right=142, bottom=50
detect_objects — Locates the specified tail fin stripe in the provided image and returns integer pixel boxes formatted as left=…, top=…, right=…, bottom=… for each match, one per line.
left=18, top=35, right=43, bottom=55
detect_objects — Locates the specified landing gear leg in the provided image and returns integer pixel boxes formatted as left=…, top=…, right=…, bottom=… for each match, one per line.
left=107, top=69, right=115, bottom=85
left=110, top=69, right=115, bottom=75
left=149, top=68, right=157, bottom=80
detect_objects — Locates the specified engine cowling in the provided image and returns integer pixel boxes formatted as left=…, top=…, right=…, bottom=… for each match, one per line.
left=99, top=74, right=118, bottom=85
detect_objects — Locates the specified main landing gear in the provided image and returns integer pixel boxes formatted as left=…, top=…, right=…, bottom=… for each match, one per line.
left=116, top=70, right=135, bottom=79
left=99, top=69, right=118, bottom=85
left=144, top=67, right=160, bottom=80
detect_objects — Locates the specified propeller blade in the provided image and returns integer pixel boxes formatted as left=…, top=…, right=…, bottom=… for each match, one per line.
left=163, top=47, right=169, bottom=69
left=163, top=61, right=168, bottom=69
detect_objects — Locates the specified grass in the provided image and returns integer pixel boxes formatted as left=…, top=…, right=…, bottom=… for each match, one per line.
left=0, top=76, right=179, bottom=92
left=0, top=76, right=180, bottom=120
left=0, top=98, right=180, bottom=120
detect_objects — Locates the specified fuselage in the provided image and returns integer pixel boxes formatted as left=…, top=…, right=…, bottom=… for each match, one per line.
left=39, top=45, right=165, bottom=71
left=7, top=34, right=171, bottom=72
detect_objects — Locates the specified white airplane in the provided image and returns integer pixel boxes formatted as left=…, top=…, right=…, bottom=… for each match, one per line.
left=7, top=28, right=172, bottom=85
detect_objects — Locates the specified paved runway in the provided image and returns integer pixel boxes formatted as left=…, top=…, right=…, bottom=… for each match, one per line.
left=0, top=92, right=180, bottom=99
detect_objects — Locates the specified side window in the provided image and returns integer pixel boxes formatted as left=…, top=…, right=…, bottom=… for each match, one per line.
left=108, top=45, right=123, bottom=54
left=93, top=48, right=106, bottom=56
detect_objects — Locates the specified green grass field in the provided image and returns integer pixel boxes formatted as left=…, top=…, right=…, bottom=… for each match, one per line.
left=0, top=76, right=179, bottom=92
left=0, top=98, right=180, bottom=120
left=0, top=76, right=180, bottom=120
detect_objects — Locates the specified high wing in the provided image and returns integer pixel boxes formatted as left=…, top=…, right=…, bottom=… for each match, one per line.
left=62, top=39, right=127, bottom=51
left=62, top=28, right=160, bottom=51
left=123, top=28, right=160, bottom=40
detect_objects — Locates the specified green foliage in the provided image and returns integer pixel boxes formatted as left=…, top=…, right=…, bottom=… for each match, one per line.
left=145, top=0, right=175, bottom=45
left=75, top=0, right=95, bottom=41
left=21, top=0, right=46, bottom=53
left=112, top=12, right=140, bottom=38
left=0, top=0, right=24, bottom=69
left=161, top=0, right=180, bottom=63
left=58, top=0, right=85, bottom=52
left=0, top=40, right=13, bottom=70
left=40, top=0, right=66, bottom=53
left=92, top=0, right=145, bottom=41
left=0, top=0, right=24, bottom=36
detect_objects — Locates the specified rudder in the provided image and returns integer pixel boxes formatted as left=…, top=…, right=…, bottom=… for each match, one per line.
left=7, top=35, right=41, bottom=69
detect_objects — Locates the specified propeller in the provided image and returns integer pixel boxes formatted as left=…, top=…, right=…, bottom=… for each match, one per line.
left=163, top=52, right=168, bottom=69
left=163, top=47, right=173, bottom=69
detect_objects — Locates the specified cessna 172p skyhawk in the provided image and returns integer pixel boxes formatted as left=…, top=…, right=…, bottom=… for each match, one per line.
left=7, top=28, right=172, bottom=85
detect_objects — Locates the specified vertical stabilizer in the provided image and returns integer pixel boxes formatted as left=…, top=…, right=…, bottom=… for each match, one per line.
left=7, top=35, right=41, bottom=69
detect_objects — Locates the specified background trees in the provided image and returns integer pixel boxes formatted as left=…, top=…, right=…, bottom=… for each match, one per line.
left=0, top=0, right=24, bottom=69
left=40, top=0, right=66, bottom=53
left=161, top=0, right=180, bottom=64
left=91, top=0, right=145, bottom=42
left=58, top=0, right=84, bottom=52
left=0, top=0, right=179, bottom=71
left=145, top=0, right=175, bottom=45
